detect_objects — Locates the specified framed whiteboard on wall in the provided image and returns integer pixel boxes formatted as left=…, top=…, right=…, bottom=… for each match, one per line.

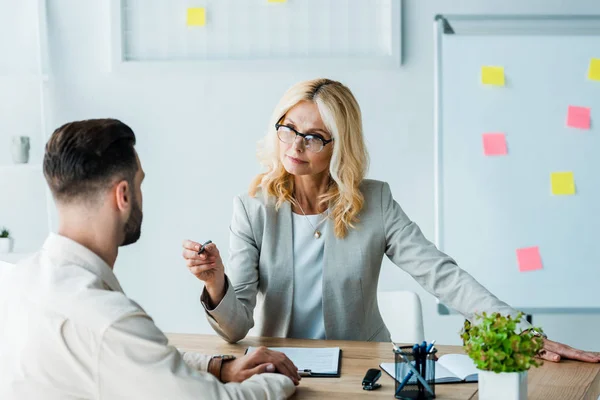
left=110, top=0, right=403, bottom=72
left=433, top=14, right=600, bottom=316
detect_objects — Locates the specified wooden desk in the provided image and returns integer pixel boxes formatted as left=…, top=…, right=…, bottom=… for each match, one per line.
left=167, top=334, right=600, bottom=399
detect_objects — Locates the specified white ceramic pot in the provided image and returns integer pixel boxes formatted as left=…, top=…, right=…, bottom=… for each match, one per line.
left=478, top=370, right=527, bottom=400
left=0, top=237, right=13, bottom=253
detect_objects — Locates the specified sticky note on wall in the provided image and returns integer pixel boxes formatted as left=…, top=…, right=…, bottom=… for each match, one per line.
left=566, top=105, right=591, bottom=130
left=551, top=172, right=575, bottom=195
left=481, top=66, right=505, bottom=86
left=588, top=58, right=600, bottom=81
left=482, top=133, right=507, bottom=156
left=516, top=247, right=543, bottom=272
left=268, top=0, right=287, bottom=2
left=187, top=8, right=206, bottom=26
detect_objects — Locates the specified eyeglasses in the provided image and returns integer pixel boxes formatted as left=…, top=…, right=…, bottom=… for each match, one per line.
left=275, top=123, right=334, bottom=153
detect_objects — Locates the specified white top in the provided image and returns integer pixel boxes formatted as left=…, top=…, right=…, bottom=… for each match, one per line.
left=0, top=233, right=294, bottom=400
left=288, top=212, right=327, bottom=339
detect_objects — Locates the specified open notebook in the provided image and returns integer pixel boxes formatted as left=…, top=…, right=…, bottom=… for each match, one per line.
left=380, top=354, right=478, bottom=384
left=246, top=346, right=341, bottom=377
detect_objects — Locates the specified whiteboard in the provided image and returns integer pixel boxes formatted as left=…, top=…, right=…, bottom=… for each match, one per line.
left=110, top=0, right=402, bottom=70
left=434, top=15, right=600, bottom=313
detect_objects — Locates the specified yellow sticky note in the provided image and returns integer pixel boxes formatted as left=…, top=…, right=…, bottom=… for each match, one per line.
left=187, top=8, right=206, bottom=26
left=588, top=58, right=600, bottom=81
left=551, top=172, right=575, bottom=196
left=268, top=0, right=287, bottom=2
left=481, top=66, right=505, bottom=86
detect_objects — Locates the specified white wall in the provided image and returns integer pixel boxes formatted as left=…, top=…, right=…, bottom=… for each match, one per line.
left=5, top=0, right=600, bottom=349
left=0, top=0, right=48, bottom=253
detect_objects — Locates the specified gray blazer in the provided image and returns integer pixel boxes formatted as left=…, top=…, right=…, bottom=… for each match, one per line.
left=202, top=179, right=524, bottom=343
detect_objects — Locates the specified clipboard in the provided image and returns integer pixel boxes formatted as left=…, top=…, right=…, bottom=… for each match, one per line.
left=245, top=346, right=342, bottom=378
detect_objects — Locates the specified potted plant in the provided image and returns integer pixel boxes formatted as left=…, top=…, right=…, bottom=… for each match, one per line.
left=460, top=312, right=544, bottom=400
left=0, top=227, right=13, bottom=253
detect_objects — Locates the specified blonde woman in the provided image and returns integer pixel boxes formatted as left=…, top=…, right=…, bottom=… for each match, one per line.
left=183, top=79, right=599, bottom=363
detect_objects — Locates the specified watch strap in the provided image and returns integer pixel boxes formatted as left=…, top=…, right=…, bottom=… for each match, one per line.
left=208, top=356, right=223, bottom=381
left=208, top=355, right=236, bottom=382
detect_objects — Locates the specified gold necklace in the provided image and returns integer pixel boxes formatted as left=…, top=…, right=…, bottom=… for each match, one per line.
left=295, top=202, right=328, bottom=239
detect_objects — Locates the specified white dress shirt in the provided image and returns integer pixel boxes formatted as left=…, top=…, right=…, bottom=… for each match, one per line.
left=0, top=233, right=294, bottom=400
left=288, top=213, right=326, bottom=339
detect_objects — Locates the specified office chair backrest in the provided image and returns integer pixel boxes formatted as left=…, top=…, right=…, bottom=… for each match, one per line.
left=377, top=290, right=425, bottom=344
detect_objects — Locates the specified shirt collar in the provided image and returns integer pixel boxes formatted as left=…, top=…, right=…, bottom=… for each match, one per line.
left=42, top=233, right=124, bottom=293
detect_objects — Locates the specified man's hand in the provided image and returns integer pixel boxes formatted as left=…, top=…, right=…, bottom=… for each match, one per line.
left=221, top=347, right=301, bottom=385
left=538, top=338, right=600, bottom=363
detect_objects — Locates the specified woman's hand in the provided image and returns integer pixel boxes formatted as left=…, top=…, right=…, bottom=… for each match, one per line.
left=537, top=338, right=600, bottom=363
left=182, top=240, right=226, bottom=306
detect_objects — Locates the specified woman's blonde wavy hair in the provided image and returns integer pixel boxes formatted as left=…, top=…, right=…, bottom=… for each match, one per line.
left=249, top=78, right=369, bottom=239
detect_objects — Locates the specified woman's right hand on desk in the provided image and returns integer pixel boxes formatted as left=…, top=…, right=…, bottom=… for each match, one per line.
left=182, top=240, right=227, bottom=306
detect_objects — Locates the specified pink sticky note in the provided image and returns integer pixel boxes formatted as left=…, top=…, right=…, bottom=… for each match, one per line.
left=482, top=133, right=507, bottom=156
left=567, top=105, right=591, bottom=130
left=516, top=247, right=543, bottom=272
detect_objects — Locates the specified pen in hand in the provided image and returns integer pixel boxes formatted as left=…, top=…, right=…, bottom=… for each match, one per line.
left=197, top=240, right=212, bottom=255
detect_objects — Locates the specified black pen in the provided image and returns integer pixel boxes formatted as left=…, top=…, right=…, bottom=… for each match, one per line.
left=197, top=240, right=212, bottom=255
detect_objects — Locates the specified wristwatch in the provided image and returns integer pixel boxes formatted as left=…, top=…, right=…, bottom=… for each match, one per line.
left=208, top=354, right=236, bottom=382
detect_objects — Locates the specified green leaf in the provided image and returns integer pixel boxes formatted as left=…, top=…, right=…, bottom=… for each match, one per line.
left=461, top=312, right=543, bottom=373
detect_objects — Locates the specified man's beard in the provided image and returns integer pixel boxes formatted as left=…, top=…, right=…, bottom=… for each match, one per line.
left=122, top=197, right=143, bottom=246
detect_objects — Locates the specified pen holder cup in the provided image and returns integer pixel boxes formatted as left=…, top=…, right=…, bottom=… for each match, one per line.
left=394, top=346, right=436, bottom=399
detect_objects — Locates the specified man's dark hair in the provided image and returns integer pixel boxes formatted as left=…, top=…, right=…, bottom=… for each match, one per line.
left=43, top=119, right=138, bottom=203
